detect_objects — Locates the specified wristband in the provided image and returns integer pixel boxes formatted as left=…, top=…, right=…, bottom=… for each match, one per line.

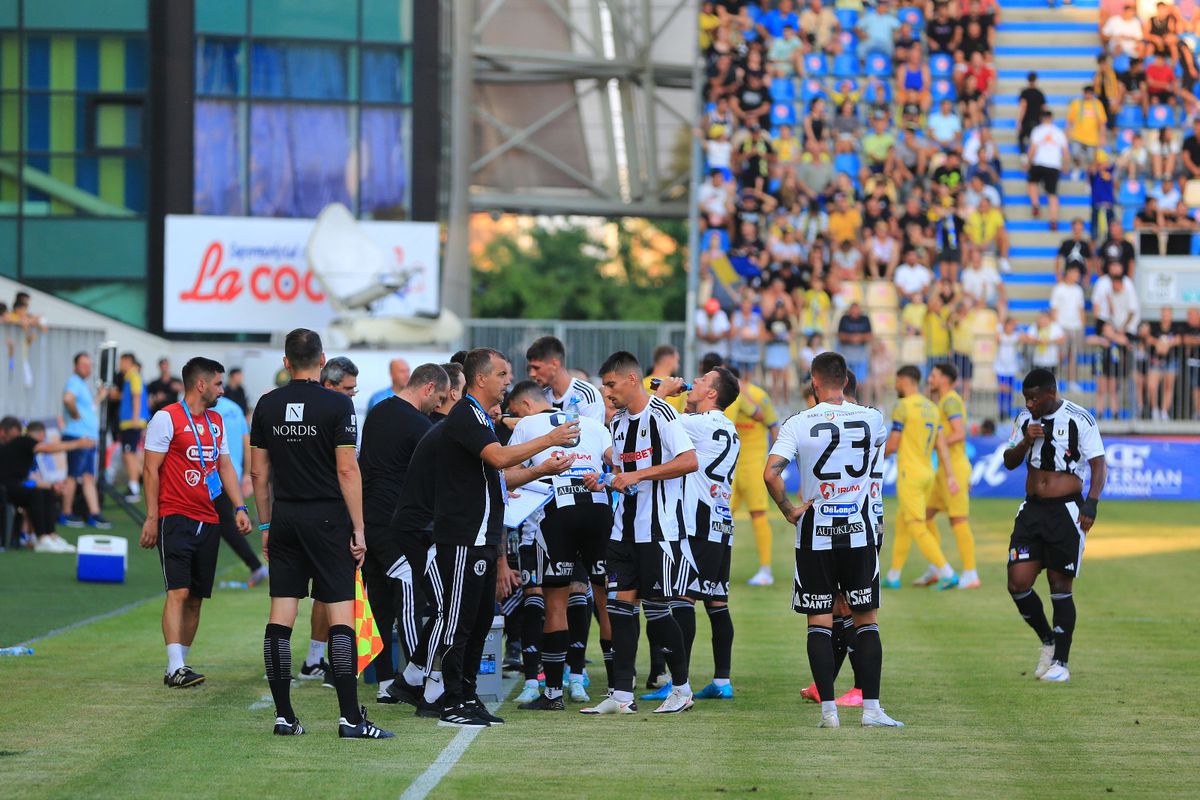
left=1081, top=497, right=1098, bottom=518
left=235, top=505, right=249, bottom=514
left=258, top=522, right=271, bottom=531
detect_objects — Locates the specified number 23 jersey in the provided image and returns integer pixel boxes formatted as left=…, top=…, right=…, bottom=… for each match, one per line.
left=769, top=401, right=887, bottom=551
left=680, top=410, right=741, bottom=545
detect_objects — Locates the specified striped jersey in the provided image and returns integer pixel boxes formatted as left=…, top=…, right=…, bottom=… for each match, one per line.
left=509, top=409, right=613, bottom=512
left=1008, top=399, right=1104, bottom=480
left=769, top=401, right=887, bottom=551
left=609, top=396, right=696, bottom=543
left=544, top=377, right=605, bottom=423
left=680, top=410, right=741, bottom=545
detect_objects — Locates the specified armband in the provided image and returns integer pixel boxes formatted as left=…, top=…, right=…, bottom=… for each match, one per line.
left=258, top=522, right=271, bottom=531
left=1081, top=497, right=1098, bottom=519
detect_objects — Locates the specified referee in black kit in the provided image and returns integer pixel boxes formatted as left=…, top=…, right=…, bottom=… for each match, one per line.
left=250, top=328, right=393, bottom=739
left=431, top=348, right=580, bottom=729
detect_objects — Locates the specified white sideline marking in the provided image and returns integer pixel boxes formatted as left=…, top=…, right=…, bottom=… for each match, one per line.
left=17, top=595, right=160, bottom=646
left=249, top=694, right=274, bottom=711
left=397, top=676, right=517, bottom=800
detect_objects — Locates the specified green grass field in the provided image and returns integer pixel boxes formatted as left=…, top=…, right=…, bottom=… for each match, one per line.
left=1, top=498, right=1198, bottom=799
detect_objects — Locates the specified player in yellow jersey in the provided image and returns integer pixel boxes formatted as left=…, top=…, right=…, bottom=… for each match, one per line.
left=642, top=344, right=688, bottom=414
left=883, top=366, right=960, bottom=591
left=724, top=367, right=779, bottom=586
left=915, top=362, right=980, bottom=589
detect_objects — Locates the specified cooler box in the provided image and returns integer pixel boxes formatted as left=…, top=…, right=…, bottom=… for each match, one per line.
left=76, top=535, right=128, bottom=583
left=477, top=615, right=505, bottom=701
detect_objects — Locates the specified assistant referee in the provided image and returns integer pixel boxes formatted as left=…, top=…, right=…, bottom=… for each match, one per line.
left=250, top=328, right=392, bottom=740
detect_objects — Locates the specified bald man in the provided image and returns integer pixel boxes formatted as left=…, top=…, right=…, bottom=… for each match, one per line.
left=367, top=358, right=411, bottom=412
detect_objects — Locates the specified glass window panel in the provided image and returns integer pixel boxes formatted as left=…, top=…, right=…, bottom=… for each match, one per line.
left=1, top=32, right=18, bottom=90
left=0, top=152, right=18, bottom=211
left=250, top=42, right=347, bottom=100
left=197, top=38, right=244, bottom=96
left=362, top=47, right=410, bottom=104
left=362, top=0, right=413, bottom=43
left=24, top=0, right=147, bottom=32
left=33, top=279, right=147, bottom=327
left=359, top=107, right=409, bottom=217
left=20, top=155, right=145, bottom=216
left=23, top=93, right=88, bottom=153
left=93, top=100, right=143, bottom=149
left=250, top=103, right=353, bottom=217
left=251, top=0, right=357, bottom=40
left=195, top=100, right=246, bottom=216
left=21, top=219, right=147, bottom=280
left=0, top=218, right=13, bottom=276
left=0, top=91, right=17, bottom=152
left=0, top=0, right=16, bottom=28
left=196, top=0, right=247, bottom=36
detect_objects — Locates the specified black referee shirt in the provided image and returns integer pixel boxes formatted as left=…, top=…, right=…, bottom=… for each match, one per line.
left=433, top=397, right=504, bottom=547
left=360, top=396, right=432, bottom=527
left=249, top=380, right=357, bottom=502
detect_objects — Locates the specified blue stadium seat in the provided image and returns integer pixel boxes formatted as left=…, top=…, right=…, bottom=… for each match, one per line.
left=833, top=54, right=860, bottom=78
left=930, top=53, right=952, bottom=78
left=804, top=52, right=828, bottom=78
left=1114, top=127, right=1136, bottom=152
left=839, top=30, right=858, bottom=53
left=836, top=8, right=859, bottom=31
left=771, top=101, right=797, bottom=127
left=834, top=152, right=861, bottom=177
left=862, top=77, right=892, bottom=105
left=1122, top=207, right=1136, bottom=230
left=1146, top=104, right=1172, bottom=129
left=771, top=76, right=796, bottom=101
left=931, top=78, right=956, bottom=104
left=1113, top=53, right=1131, bottom=73
left=1116, top=105, right=1144, bottom=130
left=865, top=52, right=892, bottom=77
left=1118, top=179, right=1146, bottom=208
left=800, top=78, right=828, bottom=104
left=897, top=6, right=924, bottom=35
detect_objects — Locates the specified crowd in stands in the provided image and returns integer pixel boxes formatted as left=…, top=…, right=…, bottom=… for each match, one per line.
left=697, top=0, right=1200, bottom=421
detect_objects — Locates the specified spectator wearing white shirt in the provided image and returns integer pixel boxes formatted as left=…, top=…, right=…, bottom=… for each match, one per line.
left=1147, top=177, right=1181, bottom=209
left=1023, top=311, right=1066, bottom=370
left=893, top=248, right=933, bottom=306
left=1050, top=266, right=1087, bottom=387
left=961, top=258, right=1005, bottom=312
left=1092, top=260, right=1141, bottom=336
left=1101, top=4, right=1145, bottom=59
left=695, top=297, right=732, bottom=360
left=698, top=169, right=735, bottom=230
left=994, top=315, right=1022, bottom=419
left=1027, top=109, right=1071, bottom=230
left=963, top=173, right=1001, bottom=214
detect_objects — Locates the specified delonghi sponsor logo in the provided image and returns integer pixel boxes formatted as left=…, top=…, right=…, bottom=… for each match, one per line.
left=714, top=504, right=732, bottom=518
left=564, top=466, right=595, bottom=478
left=871, top=501, right=884, bottom=516
left=185, top=445, right=220, bottom=462
left=815, top=522, right=866, bottom=537
left=818, top=501, right=859, bottom=516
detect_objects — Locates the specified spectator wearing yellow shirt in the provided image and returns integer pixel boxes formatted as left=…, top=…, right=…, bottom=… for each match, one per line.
left=949, top=298, right=976, bottom=405
left=923, top=294, right=952, bottom=372
left=1066, top=85, right=1108, bottom=177
left=861, top=113, right=897, bottom=175
left=699, top=1, right=720, bottom=50
left=641, top=343, right=688, bottom=413
left=800, top=274, right=832, bottom=335
left=964, top=195, right=1011, bottom=273
left=828, top=192, right=863, bottom=245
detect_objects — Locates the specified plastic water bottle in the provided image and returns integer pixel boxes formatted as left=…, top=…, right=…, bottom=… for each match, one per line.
left=598, top=473, right=638, bottom=496
left=563, top=396, right=582, bottom=446
left=0, top=646, right=34, bottom=656
left=219, top=580, right=248, bottom=590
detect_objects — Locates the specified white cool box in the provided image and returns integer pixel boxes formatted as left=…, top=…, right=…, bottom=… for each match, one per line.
left=76, top=535, right=128, bottom=583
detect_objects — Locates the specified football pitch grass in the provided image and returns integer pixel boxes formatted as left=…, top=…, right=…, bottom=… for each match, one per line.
left=1, top=498, right=1197, bottom=799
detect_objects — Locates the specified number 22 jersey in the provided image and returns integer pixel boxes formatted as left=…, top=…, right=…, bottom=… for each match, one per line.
left=769, top=401, right=887, bottom=551
left=680, top=410, right=741, bottom=545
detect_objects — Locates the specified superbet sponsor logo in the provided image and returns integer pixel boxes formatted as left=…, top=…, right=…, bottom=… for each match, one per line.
left=619, top=448, right=652, bottom=463
left=179, top=242, right=326, bottom=304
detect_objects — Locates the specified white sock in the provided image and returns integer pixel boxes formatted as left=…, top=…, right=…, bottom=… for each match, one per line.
left=128, top=480, right=140, bottom=495
left=166, top=643, right=185, bottom=674
left=545, top=686, right=563, bottom=700
left=938, top=564, right=955, bottom=579
left=675, top=681, right=691, bottom=696
left=612, top=689, right=634, bottom=703
left=424, top=672, right=443, bottom=703
left=863, top=698, right=881, bottom=712
left=402, top=662, right=424, bottom=686
left=524, top=678, right=539, bottom=689
left=961, top=569, right=978, bottom=583
left=712, top=678, right=731, bottom=687
left=377, top=678, right=393, bottom=695
left=887, top=569, right=901, bottom=583
left=821, top=700, right=838, bottom=716
left=181, top=644, right=190, bottom=663
left=305, top=639, right=326, bottom=667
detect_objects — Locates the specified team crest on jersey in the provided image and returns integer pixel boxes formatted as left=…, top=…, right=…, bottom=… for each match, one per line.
left=184, top=469, right=201, bottom=487
left=824, top=410, right=836, bottom=421
left=474, top=560, right=488, bottom=576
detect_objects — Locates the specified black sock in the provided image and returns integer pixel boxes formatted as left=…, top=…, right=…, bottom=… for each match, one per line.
left=842, top=617, right=861, bottom=689
left=831, top=615, right=849, bottom=680
left=521, top=593, right=545, bottom=682
left=600, top=638, right=615, bottom=688
left=671, top=600, right=697, bottom=666
left=853, top=623, right=882, bottom=701
left=1011, top=589, right=1055, bottom=645
left=263, top=623, right=295, bottom=723
left=566, top=591, right=590, bottom=676
left=806, top=625, right=836, bottom=704
left=643, top=600, right=668, bottom=682
left=1050, top=592, right=1076, bottom=666
left=644, top=601, right=689, bottom=687
left=541, top=629, right=568, bottom=694
left=328, top=624, right=362, bottom=725
left=706, top=604, right=733, bottom=680
left=607, top=600, right=639, bottom=694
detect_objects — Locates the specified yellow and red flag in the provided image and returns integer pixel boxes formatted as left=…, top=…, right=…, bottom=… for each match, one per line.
left=354, top=569, right=384, bottom=675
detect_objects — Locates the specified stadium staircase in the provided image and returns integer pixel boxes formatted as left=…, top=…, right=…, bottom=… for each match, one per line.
left=993, top=0, right=1102, bottom=315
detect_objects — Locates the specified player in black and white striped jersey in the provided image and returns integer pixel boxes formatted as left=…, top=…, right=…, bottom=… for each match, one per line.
left=580, top=351, right=699, bottom=716
left=503, top=380, right=614, bottom=711
left=526, top=336, right=605, bottom=422
left=1003, top=368, right=1107, bottom=684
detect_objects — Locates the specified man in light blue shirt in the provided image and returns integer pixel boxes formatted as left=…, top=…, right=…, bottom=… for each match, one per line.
left=366, top=357, right=409, bottom=412
left=214, top=394, right=267, bottom=584
left=857, top=0, right=901, bottom=60
left=61, top=352, right=110, bottom=529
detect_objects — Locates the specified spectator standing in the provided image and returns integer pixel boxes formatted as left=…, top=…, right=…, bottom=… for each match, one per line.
left=147, top=359, right=183, bottom=416
left=1025, top=311, right=1066, bottom=373
left=961, top=256, right=1005, bottom=311
left=695, top=297, right=732, bottom=360
left=223, top=367, right=248, bottom=415
left=1027, top=109, right=1071, bottom=230
left=118, top=352, right=150, bottom=502
left=1050, top=267, right=1087, bottom=388
left=1089, top=149, right=1116, bottom=241
left=1017, top=72, right=1047, bottom=155
left=994, top=315, right=1022, bottom=419
left=837, top=302, right=873, bottom=380
left=1183, top=308, right=1200, bottom=419
left=1055, top=218, right=1094, bottom=279
left=213, top=391, right=267, bottom=586
left=923, top=295, right=953, bottom=373
left=731, top=293, right=766, bottom=378
left=1092, top=55, right=1122, bottom=133
left=367, top=358, right=411, bottom=412
left=965, top=195, right=1011, bottom=274
left=1146, top=306, right=1183, bottom=420
left=1066, top=85, right=1108, bottom=178
left=761, top=278, right=796, bottom=405
left=60, top=352, right=110, bottom=530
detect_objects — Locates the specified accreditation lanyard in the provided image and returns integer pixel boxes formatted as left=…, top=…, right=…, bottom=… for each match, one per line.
left=466, top=395, right=508, bottom=504
left=180, top=402, right=223, bottom=501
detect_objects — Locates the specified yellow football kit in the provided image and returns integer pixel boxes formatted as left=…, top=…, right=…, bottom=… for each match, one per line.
left=926, top=390, right=977, bottom=573
left=725, top=383, right=777, bottom=568
left=890, top=394, right=951, bottom=573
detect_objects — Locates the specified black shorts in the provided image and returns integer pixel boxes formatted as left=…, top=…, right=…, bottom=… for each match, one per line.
left=952, top=351, right=975, bottom=382
left=1028, top=165, right=1060, bottom=194
left=157, top=514, right=220, bottom=598
left=518, top=543, right=541, bottom=588
left=1008, top=494, right=1086, bottom=578
left=536, top=504, right=612, bottom=587
left=792, top=546, right=881, bottom=615
left=606, top=538, right=691, bottom=599
left=680, top=536, right=732, bottom=602
left=119, top=428, right=143, bottom=453
left=268, top=500, right=355, bottom=603
left=1099, top=345, right=1129, bottom=378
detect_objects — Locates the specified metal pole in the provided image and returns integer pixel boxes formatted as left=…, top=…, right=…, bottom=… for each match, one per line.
left=444, top=0, right=474, bottom=320
left=682, top=44, right=703, bottom=374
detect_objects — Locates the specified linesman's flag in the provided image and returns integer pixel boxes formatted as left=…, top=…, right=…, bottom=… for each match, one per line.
left=354, top=570, right=384, bottom=675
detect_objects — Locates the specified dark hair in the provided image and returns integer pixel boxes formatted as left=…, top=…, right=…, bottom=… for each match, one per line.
left=844, top=368, right=858, bottom=400
left=181, top=356, right=225, bottom=390
left=526, top=336, right=566, bottom=364
left=440, top=362, right=464, bottom=388
left=711, top=367, right=740, bottom=410
left=25, top=420, right=45, bottom=435
left=508, top=379, right=544, bottom=405
left=811, top=352, right=848, bottom=389
left=726, top=364, right=742, bottom=380
left=229, top=367, right=242, bottom=377
left=409, top=362, right=450, bottom=391
left=320, top=356, right=359, bottom=387
left=933, top=361, right=958, bottom=382
left=284, top=328, right=323, bottom=370
left=651, top=344, right=678, bottom=366
left=1041, top=109, right=1053, bottom=120
left=599, top=350, right=642, bottom=378
left=73, top=351, right=89, bottom=365
left=0, top=416, right=21, bottom=433
left=450, top=350, right=468, bottom=365
left=699, top=351, right=725, bottom=373
left=896, top=364, right=922, bottom=383
left=1022, top=367, right=1057, bottom=394
left=464, top=348, right=506, bottom=388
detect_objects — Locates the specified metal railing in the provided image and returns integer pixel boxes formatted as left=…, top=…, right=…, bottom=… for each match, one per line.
left=0, top=323, right=105, bottom=422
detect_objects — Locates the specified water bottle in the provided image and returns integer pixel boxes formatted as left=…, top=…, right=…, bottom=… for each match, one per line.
left=598, top=472, right=638, bottom=496
left=0, top=646, right=34, bottom=656
left=563, top=396, right=582, bottom=446
left=219, top=580, right=248, bottom=590
left=649, top=377, right=691, bottom=393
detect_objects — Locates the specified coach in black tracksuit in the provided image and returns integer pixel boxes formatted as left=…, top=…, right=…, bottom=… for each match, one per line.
left=429, top=348, right=579, bottom=729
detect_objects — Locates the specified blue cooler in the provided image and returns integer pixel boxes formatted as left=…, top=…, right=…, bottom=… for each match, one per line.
left=76, top=535, right=128, bottom=583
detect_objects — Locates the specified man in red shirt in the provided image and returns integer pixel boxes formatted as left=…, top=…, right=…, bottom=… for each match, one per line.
left=140, top=357, right=251, bottom=688
left=966, top=51, right=995, bottom=98
left=1144, top=52, right=1177, bottom=112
